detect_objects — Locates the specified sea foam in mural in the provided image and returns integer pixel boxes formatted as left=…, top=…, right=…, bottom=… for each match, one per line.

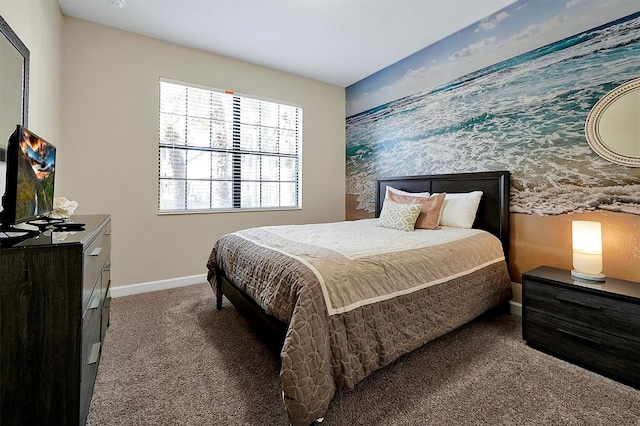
left=346, top=1, right=640, bottom=216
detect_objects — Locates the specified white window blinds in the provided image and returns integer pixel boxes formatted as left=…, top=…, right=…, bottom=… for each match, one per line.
left=158, top=80, right=302, bottom=213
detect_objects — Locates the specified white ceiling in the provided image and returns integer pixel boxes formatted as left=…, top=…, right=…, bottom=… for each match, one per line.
left=57, top=0, right=517, bottom=88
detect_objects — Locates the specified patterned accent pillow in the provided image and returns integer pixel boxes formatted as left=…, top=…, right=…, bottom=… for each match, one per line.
left=376, top=200, right=422, bottom=232
left=387, top=192, right=446, bottom=229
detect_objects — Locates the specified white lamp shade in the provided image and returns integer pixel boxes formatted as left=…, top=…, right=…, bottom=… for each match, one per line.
left=572, top=220, right=604, bottom=279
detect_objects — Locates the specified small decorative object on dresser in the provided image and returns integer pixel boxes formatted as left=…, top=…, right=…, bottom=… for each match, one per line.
left=52, top=196, right=79, bottom=219
left=0, top=214, right=111, bottom=425
left=522, top=266, right=640, bottom=388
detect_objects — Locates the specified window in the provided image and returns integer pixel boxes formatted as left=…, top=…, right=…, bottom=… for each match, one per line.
left=158, top=79, right=302, bottom=213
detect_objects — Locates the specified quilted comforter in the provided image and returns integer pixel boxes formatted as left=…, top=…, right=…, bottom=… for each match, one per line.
left=206, top=219, right=512, bottom=425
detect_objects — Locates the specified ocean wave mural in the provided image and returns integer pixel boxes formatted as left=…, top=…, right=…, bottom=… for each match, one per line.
left=346, top=1, right=640, bottom=217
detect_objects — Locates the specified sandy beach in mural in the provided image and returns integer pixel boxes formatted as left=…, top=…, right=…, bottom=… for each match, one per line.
left=346, top=13, right=640, bottom=218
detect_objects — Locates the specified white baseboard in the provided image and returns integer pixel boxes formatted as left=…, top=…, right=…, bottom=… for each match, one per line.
left=110, top=274, right=208, bottom=298
left=509, top=300, right=522, bottom=317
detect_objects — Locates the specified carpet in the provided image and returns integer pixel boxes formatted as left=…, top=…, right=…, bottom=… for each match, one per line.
left=88, top=283, right=640, bottom=425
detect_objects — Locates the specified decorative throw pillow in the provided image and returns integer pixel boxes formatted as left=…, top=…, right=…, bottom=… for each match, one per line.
left=435, top=191, right=483, bottom=228
left=385, top=186, right=430, bottom=199
left=377, top=200, right=422, bottom=232
left=387, top=191, right=446, bottom=230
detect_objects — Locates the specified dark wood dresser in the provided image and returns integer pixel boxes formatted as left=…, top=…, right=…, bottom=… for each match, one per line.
left=0, top=214, right=111, bottom=425
left=522, top=265, right=640, bottom=388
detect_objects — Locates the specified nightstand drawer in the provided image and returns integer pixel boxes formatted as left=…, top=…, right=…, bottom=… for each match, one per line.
left=524, top=279, right=640, bottom=341
left=526, top=310, right=640, bottom=386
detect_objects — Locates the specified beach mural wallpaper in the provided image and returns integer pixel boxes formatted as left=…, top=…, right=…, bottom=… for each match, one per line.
left=345, top=0, right=640, bottom=287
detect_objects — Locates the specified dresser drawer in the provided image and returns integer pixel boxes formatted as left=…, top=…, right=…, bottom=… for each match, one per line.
left=80, top=293, right=102, bottom=425
left=101, top=287, right=111, bottom=340
left=82, top=288, right=102, bottom=371
left=100, top=256, right=111, bottom=304
left=526, top=310, right=640, bottom=386
left=101, top=260, right=111, bottom=339
left=524, top=279, right=640, bottom=341
left=82, top=222, right=111, bottom=312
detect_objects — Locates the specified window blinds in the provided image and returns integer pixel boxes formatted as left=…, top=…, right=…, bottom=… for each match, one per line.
left=158, top=80, right=302, bottom=213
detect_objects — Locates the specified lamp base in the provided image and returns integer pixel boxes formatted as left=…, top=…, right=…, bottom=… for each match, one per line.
left=571, top=269, right=606, bottom=282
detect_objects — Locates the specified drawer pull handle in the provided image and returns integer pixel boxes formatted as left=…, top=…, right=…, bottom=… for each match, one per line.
left=89, top=293, right=101, bottom=310
left=555, top=296, right=601, bottom=310
left=88, top=342, right=101, bottom=365
left=557, top=328, right=602, bottom=346
left=90, top=247, right=102, bottom=257
left=104, top=231, right=111, bottom=236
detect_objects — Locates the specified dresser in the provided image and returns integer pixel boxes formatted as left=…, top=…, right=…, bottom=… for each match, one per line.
left=522, top=265, right=640, bottom=388
left=0, top=214, right=111, bottom=425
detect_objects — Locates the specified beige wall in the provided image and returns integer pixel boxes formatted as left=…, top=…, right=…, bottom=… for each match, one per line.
left=61, top=17, right=346, bottom=287
left=0, top=0, right=62, bottom=146
left=510, top=210, right=640, bottom=303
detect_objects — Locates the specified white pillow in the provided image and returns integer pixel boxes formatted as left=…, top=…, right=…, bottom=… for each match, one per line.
left=385, top=186, right=430, bottom=199
left=436, top=191, right=483, bottom=228
left=377, top=200, right=422, bottom=232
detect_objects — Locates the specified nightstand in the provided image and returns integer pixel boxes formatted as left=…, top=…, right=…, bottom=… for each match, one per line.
left=522, top=265, right=640, bottom=388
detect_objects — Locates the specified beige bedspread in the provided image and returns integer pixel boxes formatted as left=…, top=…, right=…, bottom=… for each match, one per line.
left=206, top=219, right=512, bottom=426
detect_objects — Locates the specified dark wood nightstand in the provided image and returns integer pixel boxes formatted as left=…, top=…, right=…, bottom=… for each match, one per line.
left=522, top=265, right=640, bottom=388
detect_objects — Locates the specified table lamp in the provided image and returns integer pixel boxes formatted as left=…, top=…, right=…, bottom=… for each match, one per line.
left=571, top=220, right=605, bottom=282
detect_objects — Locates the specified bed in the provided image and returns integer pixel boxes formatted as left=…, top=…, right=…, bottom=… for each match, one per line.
left=206, top=171, right=512, bottom=426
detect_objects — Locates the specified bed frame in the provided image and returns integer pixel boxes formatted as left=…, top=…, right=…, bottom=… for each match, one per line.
left=215, top=170, right=511, bottom=350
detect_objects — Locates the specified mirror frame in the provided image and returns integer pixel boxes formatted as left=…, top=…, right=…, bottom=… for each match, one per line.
left=585, top=78, right=640, bottom=168
left=0, top=14, right=29, bottom=163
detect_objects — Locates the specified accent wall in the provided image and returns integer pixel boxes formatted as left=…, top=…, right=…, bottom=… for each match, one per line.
left=345, top=0, right=640, bottom=296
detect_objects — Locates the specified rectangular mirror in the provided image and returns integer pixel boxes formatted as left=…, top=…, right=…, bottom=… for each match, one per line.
left=0, top=14, right=29, bottom=199
left=0, top=14, right=29, bottom=157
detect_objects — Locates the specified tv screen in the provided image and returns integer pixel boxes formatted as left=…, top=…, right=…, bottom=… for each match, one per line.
left=1, top=125, right=56, bottom=229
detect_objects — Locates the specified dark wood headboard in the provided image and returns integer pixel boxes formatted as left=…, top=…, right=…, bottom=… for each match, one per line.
left=375, top=171, right=510, bottom=256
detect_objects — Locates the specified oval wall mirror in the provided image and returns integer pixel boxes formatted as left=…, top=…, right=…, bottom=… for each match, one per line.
left=585, top=78, right=640, bottom=167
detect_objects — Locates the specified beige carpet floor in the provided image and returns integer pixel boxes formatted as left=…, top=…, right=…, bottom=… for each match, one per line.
left=88, top=283, right=640, bottom=425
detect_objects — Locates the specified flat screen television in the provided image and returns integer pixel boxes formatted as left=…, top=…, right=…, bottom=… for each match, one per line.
left=1, top=125, right=56, bottom=231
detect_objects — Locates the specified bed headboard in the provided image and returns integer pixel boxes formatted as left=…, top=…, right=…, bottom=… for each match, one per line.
left=375, top=171, right=510, bottom=256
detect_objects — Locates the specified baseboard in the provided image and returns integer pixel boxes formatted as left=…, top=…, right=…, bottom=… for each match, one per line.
left=110, top=274, right=208, bottom=298
left=509, top=300, right=522, bottom=317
